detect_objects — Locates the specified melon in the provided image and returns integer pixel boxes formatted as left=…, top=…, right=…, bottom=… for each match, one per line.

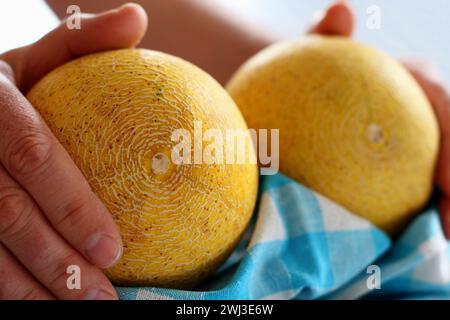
left=27, top=49, right=258, bottom=288
left=226, top=36, right=439, bottom=234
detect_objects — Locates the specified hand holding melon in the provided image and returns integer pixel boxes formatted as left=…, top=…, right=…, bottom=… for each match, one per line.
left=2, top=1, right=449, bottom=300
left=26, top=1, right=447, bottom=292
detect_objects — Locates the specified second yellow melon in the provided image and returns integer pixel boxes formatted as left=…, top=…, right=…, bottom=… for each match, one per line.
left=227, top=36, right=439, bottom=234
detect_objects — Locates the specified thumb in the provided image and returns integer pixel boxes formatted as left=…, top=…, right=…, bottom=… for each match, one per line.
left=0, top=3, right=148, bottom=92
left=308, top=0, right=355, bottom=37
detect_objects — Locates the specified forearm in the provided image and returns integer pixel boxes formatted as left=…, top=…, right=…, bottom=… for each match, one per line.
left=46, top=0, right=281, bottom=84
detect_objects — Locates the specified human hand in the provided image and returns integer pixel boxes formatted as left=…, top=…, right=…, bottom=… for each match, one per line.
left=0, top=3, right=147, bottom=299
left=309, top=0, right=450, bottom=238
left=401, top=60, right=450, bottom=239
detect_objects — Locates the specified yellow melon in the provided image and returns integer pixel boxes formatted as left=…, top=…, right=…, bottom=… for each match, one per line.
left=27, top=49, right=258, bottom=288
left=227, top=36, right=439, bottom=234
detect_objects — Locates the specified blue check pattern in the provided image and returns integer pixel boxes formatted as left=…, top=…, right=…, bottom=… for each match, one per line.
left=117, top=173, right=450, bottom=300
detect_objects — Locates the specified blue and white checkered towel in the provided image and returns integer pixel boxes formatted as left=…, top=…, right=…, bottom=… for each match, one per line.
left=117, top=173, right=450, bottom=300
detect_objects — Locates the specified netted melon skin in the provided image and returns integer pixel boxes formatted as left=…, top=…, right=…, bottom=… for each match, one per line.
left=28, top=49, right=258, bottom=288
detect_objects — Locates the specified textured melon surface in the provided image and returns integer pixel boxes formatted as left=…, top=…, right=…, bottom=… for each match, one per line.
left=27, top=49, right=258, bottom=288
left=227, top=36, right=439, bottom=234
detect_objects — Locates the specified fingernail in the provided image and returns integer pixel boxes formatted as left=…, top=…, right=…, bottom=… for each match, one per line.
left=84, top=289, right=118, bottom=300
left=85, top=233, right=122, bottom=268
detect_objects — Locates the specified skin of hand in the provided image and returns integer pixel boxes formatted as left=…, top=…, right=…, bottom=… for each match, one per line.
left=309, top=0, right=450, bottom=239
left=402, top=60, right=450, bottom=239
left=0, top=0, right=447, bottom=301
left=46, top=0, right=280, bottom=85
left=0, top=4, right=148, bottom=299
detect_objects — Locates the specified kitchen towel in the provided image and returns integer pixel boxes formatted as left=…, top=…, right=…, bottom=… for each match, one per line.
left=117, top=173, right=450, bottom=300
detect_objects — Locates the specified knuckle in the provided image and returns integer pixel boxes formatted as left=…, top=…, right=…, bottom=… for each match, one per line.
left=6, top=132, right=53, bottom=179
left=45, top=252, right=80, bottom=291
left=0, top=188, right=32, bottom=239
left=20, top=286, right=43, bottom=300
left=0, top=277, right=42, bottom=300
left=54, top=192, right=94, bottom=231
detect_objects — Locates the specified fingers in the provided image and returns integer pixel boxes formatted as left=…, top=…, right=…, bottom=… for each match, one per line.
left=0, top=3, right=138, bottom=298
left=0, top=3, right=148, bottom=92
left=0, top=64, right=123, bottom=269
left=308, top=0, right=355, bottom=37
left=0, top=165, right=117, bottom=300
left=0, top=244, right=54, bottom=300
left=402, top=59, right=450, bottom=238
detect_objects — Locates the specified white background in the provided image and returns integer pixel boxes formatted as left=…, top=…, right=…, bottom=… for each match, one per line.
left=0, top=0, right=449, bottom=80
